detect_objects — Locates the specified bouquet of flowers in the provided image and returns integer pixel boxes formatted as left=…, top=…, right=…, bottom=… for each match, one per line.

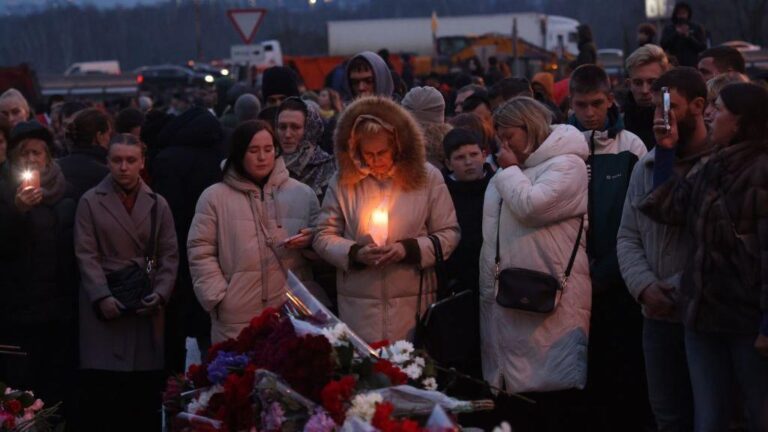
left=163, top=272, right=492, bottom=432
left=0, top=383, right=58, bottom=432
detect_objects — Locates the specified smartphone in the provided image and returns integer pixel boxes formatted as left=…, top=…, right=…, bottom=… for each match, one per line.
left=662, top=87, right=671, bottom=131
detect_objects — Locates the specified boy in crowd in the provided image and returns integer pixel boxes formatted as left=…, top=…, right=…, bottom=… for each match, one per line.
left=441, top=127, right=493, bottom=378
left=623, top=44, right=670, bottom=150
left=568, top=64, right=649, bottom=431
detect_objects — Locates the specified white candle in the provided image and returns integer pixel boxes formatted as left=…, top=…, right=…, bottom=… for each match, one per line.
left=369, top=205, right=389, bottom=246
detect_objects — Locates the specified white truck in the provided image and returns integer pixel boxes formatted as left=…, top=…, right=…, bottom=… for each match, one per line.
left=327, top=13, right=580, bottom=57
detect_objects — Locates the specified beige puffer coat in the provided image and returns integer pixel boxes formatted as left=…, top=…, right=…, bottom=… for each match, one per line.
left=188, top=157, right=319, bottom=342
left=313, top=96, right=460, bottom=343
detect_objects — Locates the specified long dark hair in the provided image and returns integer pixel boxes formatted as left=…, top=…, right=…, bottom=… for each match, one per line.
left=224, top=120, right=281, bottom=179
left=719, top=83, right=768, bottom=144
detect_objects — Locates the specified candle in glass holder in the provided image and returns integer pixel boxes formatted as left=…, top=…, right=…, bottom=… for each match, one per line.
left=21, top=169, right=40, bottom=190
left=369, top=205, right=389, bottom=246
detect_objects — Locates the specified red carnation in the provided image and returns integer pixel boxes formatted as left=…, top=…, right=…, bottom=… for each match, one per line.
left=372, top=402, right=423, bottom=432
left=320, top=375, right=357, bottom=424
left=374, top=359, right=408, bottom=385
left=187, top=363, right=211, bottom=388
left=370, top=340, right=391, bottom=350
left=5, top=400, right=22, bottom=416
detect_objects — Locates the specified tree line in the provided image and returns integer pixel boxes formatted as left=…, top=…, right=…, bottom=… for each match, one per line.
left=0, top=0, right=764, bottom=74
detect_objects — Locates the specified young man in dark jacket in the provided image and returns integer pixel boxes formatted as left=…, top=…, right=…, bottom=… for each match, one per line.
left=622, top=44, right=670, bottom=151
left=660, top=2, right=707, bottom=67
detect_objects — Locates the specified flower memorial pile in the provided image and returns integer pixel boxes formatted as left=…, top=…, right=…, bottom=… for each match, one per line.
left=163, top=272, right=491, bottom=432
left=0, top=383, right=58, bottom=432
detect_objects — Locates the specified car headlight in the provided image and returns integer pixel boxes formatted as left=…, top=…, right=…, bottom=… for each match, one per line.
left=221, top=69, right=230, bottom=76
left=204, top=74, right=214, bottom=83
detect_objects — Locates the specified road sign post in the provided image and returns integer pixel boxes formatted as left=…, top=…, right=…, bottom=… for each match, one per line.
left=227, top=8, right=267, bottom=45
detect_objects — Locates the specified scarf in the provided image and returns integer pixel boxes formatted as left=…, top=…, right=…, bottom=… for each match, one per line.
left=284, top=102, right=336, bottom=197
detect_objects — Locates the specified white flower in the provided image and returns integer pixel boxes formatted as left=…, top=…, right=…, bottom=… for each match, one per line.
left=493, top=421, right=512, bottom=432
left=187, top=384, right=223, bottom=414
left=403, top=362, right=423, bottom=380
left=412, top=356, right=425, bottom=368
left=345, top=392, right=383, bottom=422
left=321, top=323, right=351, bottom=347
left=385, top=340, right=415, bottom=365
left=421, top=377, right=438, bottom=391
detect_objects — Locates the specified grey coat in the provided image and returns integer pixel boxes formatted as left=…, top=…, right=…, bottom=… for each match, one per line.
left=617, top=149, right=707, bottom=320
left=74, top=176, right=178, bottom=371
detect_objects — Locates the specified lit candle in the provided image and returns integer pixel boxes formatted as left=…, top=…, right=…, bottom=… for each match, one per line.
left=21, top=169, right=40, bottom=190
left=369, top=205, right=389, bottom=246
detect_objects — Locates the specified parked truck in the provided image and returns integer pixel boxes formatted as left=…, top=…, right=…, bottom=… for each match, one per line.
left=327, top=13, right=580, bottom=58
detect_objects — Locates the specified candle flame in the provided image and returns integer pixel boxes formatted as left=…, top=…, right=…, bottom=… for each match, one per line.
left=21, top=170, right=32, bottom=181
left=371, top=208, right=388, bottom=225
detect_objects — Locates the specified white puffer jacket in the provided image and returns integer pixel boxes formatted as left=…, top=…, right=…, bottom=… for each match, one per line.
left=479, top=124, right=591, bottom=393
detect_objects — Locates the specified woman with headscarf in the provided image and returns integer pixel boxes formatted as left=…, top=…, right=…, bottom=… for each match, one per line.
left=276, top=97, right=336, bottom=200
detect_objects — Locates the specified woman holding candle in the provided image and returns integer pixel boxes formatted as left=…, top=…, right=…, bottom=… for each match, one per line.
left=0, top=120, right=77, bottom=427
left=313, top=96, right=460, bottom=343
left=187, top=120, right=319, bottom=343
left=74, top=133, right=178, bottom=431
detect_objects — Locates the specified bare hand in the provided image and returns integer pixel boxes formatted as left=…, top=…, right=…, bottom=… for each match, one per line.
left=373, top=243, right=407, bottom=266
left=756, top=334, right=768, bottom=357
left=98, top=296, right=125, bottom=320
left=355, top=244, right=382, bottom=267
left=639, top=281, right=676, bottom=318
left=15, top=185, right=42, bottom=212
left=136, top=293, right=164, bottom=316
left=653, top=108, right=679, bottom=150
left=284, top=228, right=314, bottom=249
left=496, top=142, right=519, bottom=169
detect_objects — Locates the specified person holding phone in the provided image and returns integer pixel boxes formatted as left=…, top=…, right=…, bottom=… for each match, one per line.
left=74, top=133, right=179, bottom=431
left=0, top=120, right=77, bottom=429
left=641, top=78, right=768, bottom=430
left=187, top=120, right=319, bottom=343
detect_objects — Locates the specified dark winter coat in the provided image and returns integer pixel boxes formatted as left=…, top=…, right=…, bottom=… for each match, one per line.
left=58, top=146, right=110, bottom=202
left=640, top=141, right=768, bottom=335
left=0, top=163, right=77, bottom=326
left=443, top=168, right=492, bottom=295
left=660, top=21, right=707, bottom=67
left=622, top=92, right=656, bottom=151
left=150, top=107, right=224, bottom=336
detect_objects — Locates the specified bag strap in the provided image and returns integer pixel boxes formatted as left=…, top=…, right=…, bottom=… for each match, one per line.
left=495, top=198, right=584, bottom=289
left=144, top=194, right=158, bottom=273
left=416, top=235, right=443, bottom=326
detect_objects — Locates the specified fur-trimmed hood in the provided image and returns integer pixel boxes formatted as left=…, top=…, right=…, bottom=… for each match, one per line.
left=334, top=96, right=427, bottom=191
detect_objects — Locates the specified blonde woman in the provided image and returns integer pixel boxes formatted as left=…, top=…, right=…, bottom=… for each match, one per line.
left=313, top=96, right=460, bottom=343
left=479, top=97, right=590, bottom=415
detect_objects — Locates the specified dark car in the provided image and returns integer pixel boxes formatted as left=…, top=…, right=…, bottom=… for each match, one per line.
left=134, top=64, right=213, bottom=92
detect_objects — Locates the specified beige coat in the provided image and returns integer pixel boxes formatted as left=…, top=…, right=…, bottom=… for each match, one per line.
left=188, top=157, right=319, bottom=343
left=74, top=176, right=178, bottom=371
left=313, top=96, right=460, bottom=343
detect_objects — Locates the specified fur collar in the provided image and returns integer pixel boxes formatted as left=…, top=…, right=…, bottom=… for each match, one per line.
left=334, top=96, right=427, bottom=191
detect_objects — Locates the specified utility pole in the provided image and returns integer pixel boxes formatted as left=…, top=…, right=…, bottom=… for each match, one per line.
left=195, top=0, right=203, bottom=61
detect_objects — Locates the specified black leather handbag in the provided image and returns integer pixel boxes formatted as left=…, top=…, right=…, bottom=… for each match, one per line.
left=416, top=235, right=478, bottom=366
left=495, top=200, right=584, bottom=313
left=105, top=198, right=158, bottom=312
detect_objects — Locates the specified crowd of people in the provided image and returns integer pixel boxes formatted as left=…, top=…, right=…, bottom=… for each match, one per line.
left=1, top=3, right=767, bottom=430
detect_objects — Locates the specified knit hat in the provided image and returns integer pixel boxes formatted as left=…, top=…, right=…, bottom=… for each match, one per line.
left=8, top=120, right=53, bottom=153
left=261, top=66, right=300, bottom=101
left=401, top=86, right=445, bottom=124
left=234, top=94, right=262, bottom=123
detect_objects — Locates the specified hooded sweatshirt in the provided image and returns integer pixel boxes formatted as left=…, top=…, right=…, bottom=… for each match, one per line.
left=345, top=51, right=394, bottom=99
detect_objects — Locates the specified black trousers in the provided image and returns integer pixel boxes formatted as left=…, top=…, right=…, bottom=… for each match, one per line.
left=78, top=369, right=165, bottom=432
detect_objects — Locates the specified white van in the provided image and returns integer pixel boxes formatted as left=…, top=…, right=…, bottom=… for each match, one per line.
left=64, top=60, right=121, bottom=76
